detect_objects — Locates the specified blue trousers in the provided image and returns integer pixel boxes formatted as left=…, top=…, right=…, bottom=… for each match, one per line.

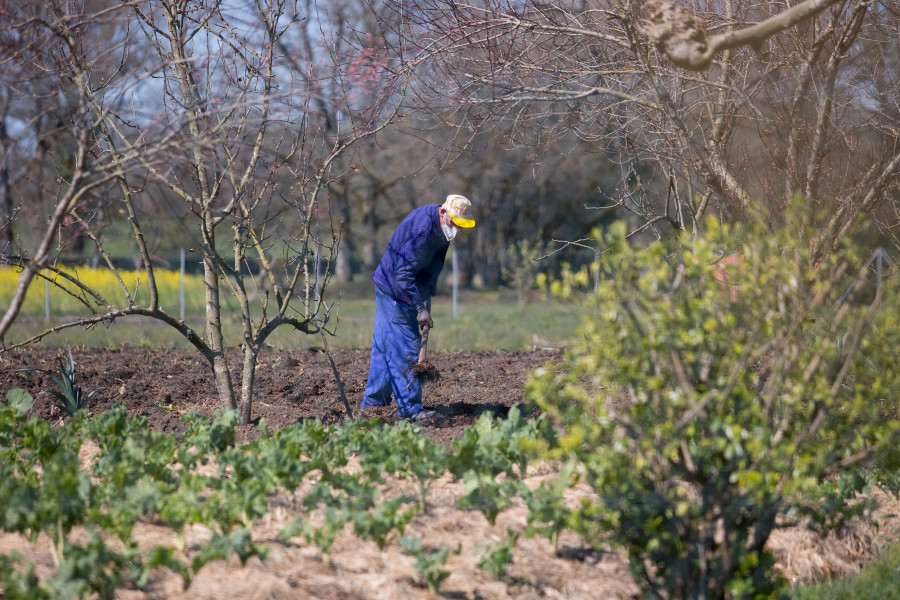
left=361, top=287, right=424, bottom=418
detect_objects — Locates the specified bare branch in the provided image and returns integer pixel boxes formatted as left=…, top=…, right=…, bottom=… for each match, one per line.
left=640, top=0, right=848, bottom=71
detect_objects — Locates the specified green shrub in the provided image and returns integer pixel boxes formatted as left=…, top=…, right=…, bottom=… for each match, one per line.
left=527, top=216, right=900, bottom=599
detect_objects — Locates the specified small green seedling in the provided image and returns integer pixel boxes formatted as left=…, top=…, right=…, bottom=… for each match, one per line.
left=18, top=347, right=104, bottom=416
left=476, top=528, right=519, bottom=580
left=399, top=535, right=454, bottom=594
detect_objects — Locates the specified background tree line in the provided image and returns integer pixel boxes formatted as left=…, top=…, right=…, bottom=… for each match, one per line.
left=375, top=0, right=900, bottom=259
left=1, top=0, right=899, bottom=419
left=0, top=0, right=672, bottom=294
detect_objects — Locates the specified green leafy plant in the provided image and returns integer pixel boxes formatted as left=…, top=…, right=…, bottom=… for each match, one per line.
left=0, top=403, right=264, bottom=596
left=523, top=467, right=574, bottom=552
left=448, top=406, right=545, bottom=524
left=399, top=535, right=454, bottom=594
left=0, top=553, right=52, bottom=600
left=156, top=473, right=208, bottom=553
left=301, top=508, right=349, bottom=566
left=455, top=472, right=525, bottom=526
left=190, top=529, right=269, bottom=574
left=0, top=404, right=151, bottom=600
left=350, top=495, right=418, bottom=550
left=1, top=394, right=567, bottom=598
left=354, top=420, right=448, bottom=512
left=4, top=388, right=34, bottom=420
left=48, top=531, right=137, bottom=600
left=17, top=347, right=104, bottom=416
left=527, top=216, right=900, bottom=599
left=211, top=441, right=279, bottom=530
left=475, top=528, right=519, bottom=580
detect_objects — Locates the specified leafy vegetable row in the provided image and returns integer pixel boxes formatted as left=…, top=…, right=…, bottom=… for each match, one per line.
left=0, top=390, right=569, bottom=599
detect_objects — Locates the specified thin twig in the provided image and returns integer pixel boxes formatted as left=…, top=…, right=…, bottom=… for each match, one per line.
left=320, top=332, right=354, bottom=420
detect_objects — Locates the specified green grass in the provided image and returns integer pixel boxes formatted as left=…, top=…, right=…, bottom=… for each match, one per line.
left=4, top=287, right=585, bottom=351
left=789, top=542, right=900, bottom=600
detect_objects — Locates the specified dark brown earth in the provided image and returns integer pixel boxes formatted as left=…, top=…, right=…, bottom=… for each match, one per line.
left=0, top=344, right=561, bottom=444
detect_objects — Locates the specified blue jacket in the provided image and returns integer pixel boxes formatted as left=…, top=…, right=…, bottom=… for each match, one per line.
left=373, top=204, right=450, bottom=308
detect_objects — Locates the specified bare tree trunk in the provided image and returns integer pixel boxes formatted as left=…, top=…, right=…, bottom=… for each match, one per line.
left=239, top=342, right=259, bottom=424
left=203, top=250, right=236, bottom=409
left=0, top=99, right=11, bottom=254
left=361, top=195, right=378, bottom=272
left=161, top=5, right=237, bottom=410
left=335, top=242, right=352, bottom=282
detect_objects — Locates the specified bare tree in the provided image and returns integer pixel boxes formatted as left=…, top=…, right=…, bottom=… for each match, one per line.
left=0, top=1, right=160, bottom=339
left=378, top=0, right=900, bottom=253
left=0, top=0, right=406, bottom=424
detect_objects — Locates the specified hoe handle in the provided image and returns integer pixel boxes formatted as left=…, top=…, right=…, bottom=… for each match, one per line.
left=418, top=324, right=430, bottom=363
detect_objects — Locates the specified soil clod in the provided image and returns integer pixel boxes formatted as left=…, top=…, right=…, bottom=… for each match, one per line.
left=409, top=359, right=441, bottom=383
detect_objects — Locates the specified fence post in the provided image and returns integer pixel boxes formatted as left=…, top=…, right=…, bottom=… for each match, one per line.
left=180, top=248, right=186, bottom=320
left=45, top=268, right=50, bottom=322
left=594, top=249, right=600, bottom=316
left=314, top=245, right=322, bottom=297
left=452, top=247, right=459, bottom=319
left=876, top=247, right=884, bottom=296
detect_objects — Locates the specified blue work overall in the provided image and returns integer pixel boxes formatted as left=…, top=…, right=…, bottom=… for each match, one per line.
left=361, top=287, right=424, bottom=418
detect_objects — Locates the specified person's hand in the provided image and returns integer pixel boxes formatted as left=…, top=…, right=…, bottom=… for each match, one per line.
left=416, top=305, right=433, bottom=329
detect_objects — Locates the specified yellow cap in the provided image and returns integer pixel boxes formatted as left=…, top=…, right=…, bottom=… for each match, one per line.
left=445, top=194, right=475, bottom=228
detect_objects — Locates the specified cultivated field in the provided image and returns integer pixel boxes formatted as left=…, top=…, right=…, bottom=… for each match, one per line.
left=2, top=345, right=898, bottom=599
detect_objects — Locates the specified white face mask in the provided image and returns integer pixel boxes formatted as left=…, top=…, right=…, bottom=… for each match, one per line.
left=441, top=222, right=458, bottom=242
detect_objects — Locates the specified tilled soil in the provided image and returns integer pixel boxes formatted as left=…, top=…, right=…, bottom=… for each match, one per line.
left=1, top=344, right=561, bottom=445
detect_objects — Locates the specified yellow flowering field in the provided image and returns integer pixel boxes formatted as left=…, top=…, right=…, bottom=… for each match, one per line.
left=0, top=266, right=208, bottom=317
left=2, top=268, right=584, bottom=350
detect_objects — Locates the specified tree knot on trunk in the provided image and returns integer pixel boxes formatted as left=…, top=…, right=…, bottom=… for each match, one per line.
left=639, top=0, right=714, bottom=71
